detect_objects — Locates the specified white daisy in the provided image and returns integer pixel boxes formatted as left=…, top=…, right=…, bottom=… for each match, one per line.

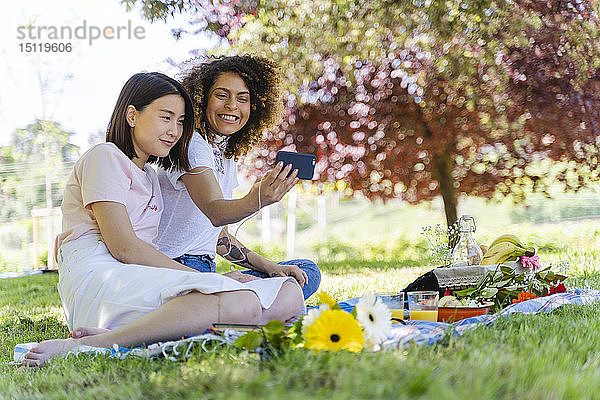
left=355, top=294, right=392, bottom=346
left=302, top=303, right=330, bottom=335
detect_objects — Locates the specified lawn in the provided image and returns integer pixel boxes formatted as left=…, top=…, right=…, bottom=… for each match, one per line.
left=3, top=233, right=600, bottom=399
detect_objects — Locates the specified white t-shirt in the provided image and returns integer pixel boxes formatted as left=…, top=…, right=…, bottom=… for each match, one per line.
left=156, top=133, right=239, bottom=258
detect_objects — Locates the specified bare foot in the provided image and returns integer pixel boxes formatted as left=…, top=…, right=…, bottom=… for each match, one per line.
left=69, top=327, right=111, bottom=339
left=21, top=338, right=79, bottom=368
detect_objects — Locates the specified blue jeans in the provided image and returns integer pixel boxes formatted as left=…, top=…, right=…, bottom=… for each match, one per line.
left=173, top=254, right=321, bottom=300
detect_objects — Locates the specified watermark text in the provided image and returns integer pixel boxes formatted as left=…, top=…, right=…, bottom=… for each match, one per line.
left=17, top=20, right=146, bottom=46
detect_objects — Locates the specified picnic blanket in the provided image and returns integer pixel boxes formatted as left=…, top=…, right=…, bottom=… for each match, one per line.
left=379, top=289, right=600, bottom=349
left=0, top=270, right=45, bottom=279
left=12, top=330, right=246, bottom=365
left=12, top=289, right=600, bottom=364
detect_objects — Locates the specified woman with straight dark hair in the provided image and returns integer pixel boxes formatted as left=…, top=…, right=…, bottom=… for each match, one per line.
left=20, top=72, right=304, bottom=368
left=106, top=72, right=193, bottom=172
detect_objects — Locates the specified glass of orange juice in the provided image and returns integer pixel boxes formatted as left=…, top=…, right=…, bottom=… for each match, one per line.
left=375, top=292, right=405, bottom=324
left=407, top=291, right=439, bottom=322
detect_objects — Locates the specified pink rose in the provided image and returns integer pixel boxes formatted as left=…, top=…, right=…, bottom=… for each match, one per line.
left=521, top=255, right=541, bottom=271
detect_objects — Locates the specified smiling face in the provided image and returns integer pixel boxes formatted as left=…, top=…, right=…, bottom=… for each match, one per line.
left=127, top=94, right=186, bottom=169
left=205, top=72, right=251, bottom=136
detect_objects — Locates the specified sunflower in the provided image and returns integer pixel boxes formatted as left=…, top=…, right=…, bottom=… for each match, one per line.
left=355, top=294, right=392, bottom=346
left=304, top=309, right=365, bottom=352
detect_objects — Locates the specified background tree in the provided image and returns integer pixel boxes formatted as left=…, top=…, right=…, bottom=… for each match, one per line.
left=124, top=0, right=600, bottom=225
left=0, top=120, right=79, bottom=222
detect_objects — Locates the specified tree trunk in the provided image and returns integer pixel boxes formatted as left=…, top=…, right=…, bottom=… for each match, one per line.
left=433, top=151, right=458, bottom=227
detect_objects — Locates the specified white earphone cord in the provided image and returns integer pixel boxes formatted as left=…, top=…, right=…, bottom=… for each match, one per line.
left=226, top=176, right=263, bottom=263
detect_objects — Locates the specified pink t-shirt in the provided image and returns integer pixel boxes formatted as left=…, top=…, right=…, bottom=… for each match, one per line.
left=56, top=142, right=163, bottom=249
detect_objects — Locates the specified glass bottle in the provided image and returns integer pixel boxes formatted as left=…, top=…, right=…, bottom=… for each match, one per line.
left=450, top=215, right=483, bottom=267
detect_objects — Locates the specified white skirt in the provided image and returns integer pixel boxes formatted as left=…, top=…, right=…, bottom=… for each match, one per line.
left=57, top=235, right=298, bottom=331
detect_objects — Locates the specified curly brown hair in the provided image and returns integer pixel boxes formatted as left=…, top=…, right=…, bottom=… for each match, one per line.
left=180, top=55, right=283, bottom=160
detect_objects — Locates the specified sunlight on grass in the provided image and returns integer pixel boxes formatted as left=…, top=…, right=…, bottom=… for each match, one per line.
left=3, top=241, right=600, bottom=398
left=312, top=266, right=431, bottom=306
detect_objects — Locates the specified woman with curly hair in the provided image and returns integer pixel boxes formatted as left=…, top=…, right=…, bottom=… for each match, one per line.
left=156, top=55, right=321, bottom=300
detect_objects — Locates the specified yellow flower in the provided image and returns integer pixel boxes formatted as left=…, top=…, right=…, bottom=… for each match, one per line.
left=302, top=304, right=330, bottom=335
left=304, top=309, right=365, bottom=353
left=317, top=291, right=338, bottom=308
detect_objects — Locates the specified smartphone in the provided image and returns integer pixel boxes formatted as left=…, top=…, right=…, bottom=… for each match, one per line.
left=275, top=151, right=316, bottom=180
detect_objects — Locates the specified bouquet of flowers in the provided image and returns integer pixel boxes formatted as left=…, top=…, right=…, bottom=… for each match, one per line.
left=421, top=223, right=459, bottom=267
left=234, top=292, right=393, bottom=355
left=453, top=256, right=569, bottom=312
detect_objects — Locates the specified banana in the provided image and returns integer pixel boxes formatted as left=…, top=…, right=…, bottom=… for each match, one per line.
left=489, top=234, right=525, bottom=249
left=480, top=241, right=529, bottom=265
left=488, top=234, right=536, bottom=257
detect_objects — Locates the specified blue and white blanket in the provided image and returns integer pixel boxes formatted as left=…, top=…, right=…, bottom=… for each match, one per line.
left=356, top=289, right=600, bottom=349
left=12, top=289, right=600, bottom=363
left=0, top=270, right=44, bottom=279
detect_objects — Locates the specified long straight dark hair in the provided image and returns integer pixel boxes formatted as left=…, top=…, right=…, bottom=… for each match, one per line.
left=106, top=72, right=194, bottom=171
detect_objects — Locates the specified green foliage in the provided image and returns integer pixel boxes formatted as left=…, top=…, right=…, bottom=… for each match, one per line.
left=215, top=244, right=287, bottom=273
left=524, top=234, right=568, bottom=254
left=217, top=234, right=430, bottom=274
left=248, top=244, right=287, bottom=263
left=235, top=319, right=304, bottom=356
left=0, top=273, right=62, bottom=309
left=233, top=330, right=264, bottom=350
left=311, top=236, right=429, bottom=263
left=456, top=264, right=568, bottom=312
left=120, top=0, right=192, bottom=22
left=0, top=119, right=79, bottom=222
left=510, top=195, right=600, bottom=224
left=3, top=195, right=600, bottom=397
left=311, top=238, right=361, bottom=262
left=39, top=250, right=48, bottom=267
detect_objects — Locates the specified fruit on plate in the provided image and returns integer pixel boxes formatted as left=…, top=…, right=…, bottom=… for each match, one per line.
left=480, top=234, right=536, bottom=265
left=438, top=295, right=461, bottom=307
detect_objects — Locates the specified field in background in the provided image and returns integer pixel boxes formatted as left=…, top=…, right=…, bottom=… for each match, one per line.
left=2, top=187, right=600, bottom=272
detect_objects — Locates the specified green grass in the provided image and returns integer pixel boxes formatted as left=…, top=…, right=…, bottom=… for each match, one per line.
left=3, top=206, right=600, bottom=399
left=3, top=249, right=600, bottom=399
left=4, top=174, right=600, bottom=397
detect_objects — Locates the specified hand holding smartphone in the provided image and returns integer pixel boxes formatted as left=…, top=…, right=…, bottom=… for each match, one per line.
left=275, top=151, right=316, bottom=180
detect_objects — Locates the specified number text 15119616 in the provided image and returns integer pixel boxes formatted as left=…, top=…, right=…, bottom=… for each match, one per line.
left=19, top=43, right=72, bottom=52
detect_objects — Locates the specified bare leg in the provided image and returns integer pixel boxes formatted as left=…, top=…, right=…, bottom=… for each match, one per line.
left=259, top=280, right=304, bottom=324
left=69, top=282, right=304, bottom=339
left=23, top=290, right=262, bottom=367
